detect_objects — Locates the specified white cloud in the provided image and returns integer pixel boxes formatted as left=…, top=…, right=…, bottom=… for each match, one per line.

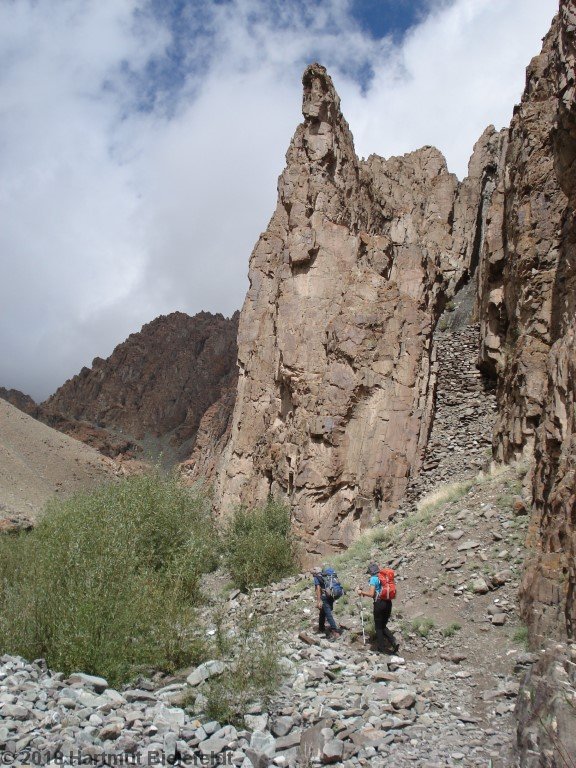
left=344, top=0, right=559, bottom=173
left=0, top=0, right=558, bottom=400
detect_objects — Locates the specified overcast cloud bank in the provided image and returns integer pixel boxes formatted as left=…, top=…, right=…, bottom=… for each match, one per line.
left=0, top=0, right=557, bottom=399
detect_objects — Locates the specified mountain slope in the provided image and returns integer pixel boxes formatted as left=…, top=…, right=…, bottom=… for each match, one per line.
left=36, top=311, right=239, bottom=463
left=0, top=398, right=117, bottom=527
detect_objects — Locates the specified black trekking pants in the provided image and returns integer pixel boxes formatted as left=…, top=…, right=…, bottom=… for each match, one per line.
left=319, top=595, right=337, bottom=632
left=373, top=599, right=397, bottom=652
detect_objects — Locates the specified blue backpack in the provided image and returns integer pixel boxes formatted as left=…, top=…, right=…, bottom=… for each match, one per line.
left=321, top=568, right=344, bottom=600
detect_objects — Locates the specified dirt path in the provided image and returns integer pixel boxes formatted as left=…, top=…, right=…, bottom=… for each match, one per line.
left=212, top=462, right=535, bottom=766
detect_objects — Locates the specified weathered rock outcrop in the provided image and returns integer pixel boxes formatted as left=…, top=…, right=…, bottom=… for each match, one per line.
left=401, top=292, right=497, bottom=511
left=472, top=3, right=576, bottom=762
left=43, top=311, right=238, bottom=462
left=180, top=385, right=237, bottom=485
left=527, top=0, right=576, bottom=647
left=477, top=16, right=570, bottom=466
left=215, top=64, right=501, bottom=554
left=38, top=411, right=140, bottom=459
left=474, top=2, right=575, bottom=646
left=0, top=388, right=138, bottom=458
left=0, top=387, right=38, bottom=417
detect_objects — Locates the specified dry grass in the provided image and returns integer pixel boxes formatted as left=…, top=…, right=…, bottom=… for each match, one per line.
left=416, top=479, right=475, bottom=515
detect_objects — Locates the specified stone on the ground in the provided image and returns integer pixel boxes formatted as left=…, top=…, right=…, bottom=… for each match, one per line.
left=68, top=672, right=109, bottom=692
left=186, top=660, right=226, bottom=686
left=322, top=739, right=344, bottom=763
left=389, top=690, right=416, bottom=709
left=271, top=716, right=294, bottom=737
left=470, top=577, right=490, bottom=594
left=198, top=735, right=229, bottom=755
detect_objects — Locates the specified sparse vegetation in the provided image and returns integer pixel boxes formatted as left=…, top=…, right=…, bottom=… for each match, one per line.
left=0, top=473, right=217, bottom=685
left=438, top=317, right=450, bottom=332
left=288, top=578, right=309, bottom=596
left=441, top=622, right=462, bottom=638
left=496, top=492, right=516, bottom=510
left=333, top=523, right=398, bottom=567
left=417, top=480, right=475, bottom=515
left=225, top=498, right=297, bottom=591
left=202, top=610, right=282, bottom=725
left=398, top=618, right=411, bottom=636
left=411, top=617, right=435, bottom=638
left=513, top=625, right=529, bottom=648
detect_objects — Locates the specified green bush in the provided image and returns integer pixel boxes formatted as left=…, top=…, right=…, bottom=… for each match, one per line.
left=225, top=498, right=297, bottom=591
left=0, top=473, right=217, bottom=685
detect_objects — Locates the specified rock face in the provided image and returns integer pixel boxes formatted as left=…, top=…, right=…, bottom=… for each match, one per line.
left=401, top=288, right=497, bottom=511
left=474, top=2, right=575, bottom=646
left=476, top=16, right=570, bottom=468
left=35, top=411, right=140, bottom=459
left=43, top=311, right=238, bottom=462
left=527, top=1, right=576, bottom=647
left=471, top=3, right=576, bottom=761
left=215, top=64, right=501, bottom=554
left=180, top=385, right=237, bottom=485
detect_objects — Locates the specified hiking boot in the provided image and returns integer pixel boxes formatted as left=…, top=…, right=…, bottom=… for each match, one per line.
left=381, top=644, right=399, bottom=654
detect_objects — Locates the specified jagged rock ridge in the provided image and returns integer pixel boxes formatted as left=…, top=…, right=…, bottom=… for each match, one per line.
left=0, top=387, right=139, bottom=458
left=215, top=64, right=501, bottom=554
left=41, top=311, right=238, bottom=462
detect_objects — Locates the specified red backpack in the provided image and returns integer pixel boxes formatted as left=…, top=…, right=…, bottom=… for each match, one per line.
left=377, top=568, right=396, bottom=600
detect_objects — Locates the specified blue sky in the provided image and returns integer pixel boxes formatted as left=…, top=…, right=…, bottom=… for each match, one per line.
left=0, top=0, right=559, bottom=399
left=351, top=0, right=439, bottom=39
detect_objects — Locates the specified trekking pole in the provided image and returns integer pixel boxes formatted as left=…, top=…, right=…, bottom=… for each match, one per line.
left=359, top=600, right=366, bottom=645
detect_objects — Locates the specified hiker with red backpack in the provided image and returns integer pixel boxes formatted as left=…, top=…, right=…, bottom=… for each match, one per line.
left=357, top=562, right=399, bottom=654
left=312, top=566, right=344, bottom=640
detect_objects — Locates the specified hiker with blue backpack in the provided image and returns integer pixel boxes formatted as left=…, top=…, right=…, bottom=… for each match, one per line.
left=312, top=566, right=344, bottom=640
left=358, top=562, right=399, bottom=654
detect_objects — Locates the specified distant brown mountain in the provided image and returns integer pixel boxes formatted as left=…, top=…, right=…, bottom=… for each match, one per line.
left=3, top=311, right=238, bottom=464
left=0, top=387, right=38, bottom=416
left=42, top=310, right=239, bottom=463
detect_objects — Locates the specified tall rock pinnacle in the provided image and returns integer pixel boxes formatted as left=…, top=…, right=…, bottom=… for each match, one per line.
left=215, top=63, right=499, bottom=555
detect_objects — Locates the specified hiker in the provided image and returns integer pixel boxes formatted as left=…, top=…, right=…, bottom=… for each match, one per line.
left=312, top=566, right=343, bottom=639
left=357, top=562, right=399, bottom=654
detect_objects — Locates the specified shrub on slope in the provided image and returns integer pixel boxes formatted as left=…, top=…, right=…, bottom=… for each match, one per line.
left=225, top=498, right=297, bottom=591
left=0, top=474, right=217, bottom=685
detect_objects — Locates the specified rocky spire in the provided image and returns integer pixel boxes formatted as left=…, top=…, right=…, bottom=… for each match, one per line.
left=215, top=61, right=500, bottom=556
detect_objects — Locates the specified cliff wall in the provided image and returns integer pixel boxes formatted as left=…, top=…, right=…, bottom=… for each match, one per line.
left=215, top=65, right=501, bottom=555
